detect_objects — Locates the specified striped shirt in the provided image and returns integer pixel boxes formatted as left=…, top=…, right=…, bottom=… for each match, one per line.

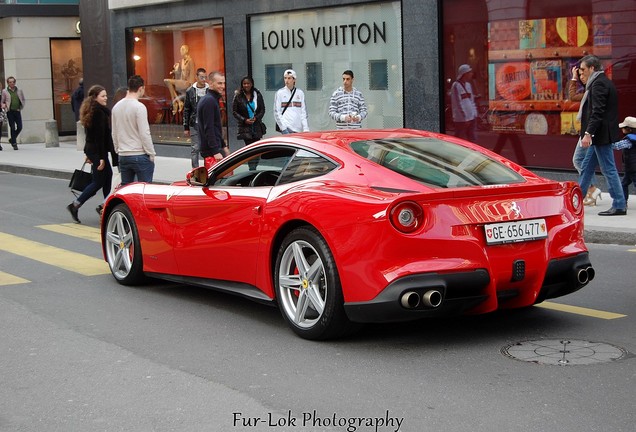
left=328, top=87, right=367, bottom=129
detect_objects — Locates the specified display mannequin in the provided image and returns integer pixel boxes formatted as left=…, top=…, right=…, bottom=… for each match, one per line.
left=164, top=44, right=195, bottom=114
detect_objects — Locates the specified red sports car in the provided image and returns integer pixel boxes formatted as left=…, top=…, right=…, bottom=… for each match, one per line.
left=101, top=129, right=594, bottom=340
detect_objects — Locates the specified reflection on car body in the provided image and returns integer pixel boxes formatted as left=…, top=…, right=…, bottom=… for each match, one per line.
left=101, top=129, right=593, bottom=340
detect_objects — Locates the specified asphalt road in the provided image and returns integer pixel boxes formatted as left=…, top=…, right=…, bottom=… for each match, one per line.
left=1, top=173, right=634, bottom=432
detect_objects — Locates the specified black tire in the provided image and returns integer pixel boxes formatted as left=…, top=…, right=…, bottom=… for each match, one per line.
left=104, top=203, right=145, bottom=285
left=274, top=226, right=358, bottom=340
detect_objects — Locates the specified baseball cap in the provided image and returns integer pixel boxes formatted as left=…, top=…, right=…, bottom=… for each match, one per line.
left=456, top=64, right=472, bottom=80
left=618, top=116, right=636, bottom=129
left=284, top=69, right=297, bottom=79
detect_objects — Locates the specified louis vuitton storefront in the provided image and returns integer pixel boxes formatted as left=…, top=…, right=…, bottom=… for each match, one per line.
left=82, top=0, right=636, bottom=170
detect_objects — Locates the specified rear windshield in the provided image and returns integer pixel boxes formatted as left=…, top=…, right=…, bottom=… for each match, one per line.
left=350, top=138, right=525, bottom=188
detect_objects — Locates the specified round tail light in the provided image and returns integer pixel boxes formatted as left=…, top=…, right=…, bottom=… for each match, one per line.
left=571, top=185, right=584, bottom=215
left=390, top=201, right=424, bottom=233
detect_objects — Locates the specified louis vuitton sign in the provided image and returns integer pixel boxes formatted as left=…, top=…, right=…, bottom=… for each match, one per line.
left=260, top=22, right=387, bottom=51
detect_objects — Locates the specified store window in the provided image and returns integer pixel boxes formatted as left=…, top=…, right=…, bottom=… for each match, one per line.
left=443, top=0, right=636, bottom=170
left=127, top=19, right=225, bottom=144
left=249, top=2, right=403, bottom=132
left=50, top=38, right=82, bottom=135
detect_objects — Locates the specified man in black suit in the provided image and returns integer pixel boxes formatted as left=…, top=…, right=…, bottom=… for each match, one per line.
left=577, top=55, right=626, bottom=216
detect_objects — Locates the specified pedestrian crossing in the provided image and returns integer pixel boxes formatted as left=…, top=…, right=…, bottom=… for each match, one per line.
left=36, top=223, right=102, bottom=243
left=0, top=224, right=108, bottom=285
left=0, top=271, right=29, bottom=286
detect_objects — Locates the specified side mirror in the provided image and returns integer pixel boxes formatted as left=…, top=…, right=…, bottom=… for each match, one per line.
left=186, top=167, right=208, bottom=186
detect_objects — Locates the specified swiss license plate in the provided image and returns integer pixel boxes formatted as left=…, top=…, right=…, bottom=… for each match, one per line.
left=484, top=218, right=547, bottom=245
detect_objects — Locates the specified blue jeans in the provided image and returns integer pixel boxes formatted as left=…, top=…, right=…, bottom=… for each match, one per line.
left=572, top=140, right=587, bottom=173
left=572, top=139, right=596, bottom=188
left=190, top=128, right=201, bottom=168
left=119, top=154, right=155, bottom=185
left=579, top=144, right=626, bottom=210
left=76, top=153, right=113, bottom=205
left=7, top=110, right=22, bottom=145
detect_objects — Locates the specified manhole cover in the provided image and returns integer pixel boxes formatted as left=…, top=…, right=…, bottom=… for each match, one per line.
left=501, top=339, right=629, bottom=366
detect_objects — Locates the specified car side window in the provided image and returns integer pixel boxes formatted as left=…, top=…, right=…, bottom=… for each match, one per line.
left=213, top=148, right=295, bottom=187
left=277, top=149, right=337, bottom=185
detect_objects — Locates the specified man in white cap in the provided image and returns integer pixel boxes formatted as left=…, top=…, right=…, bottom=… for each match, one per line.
left=450, top=64, right=478, bottom=143
left=273, top=69, right=309, bottom=134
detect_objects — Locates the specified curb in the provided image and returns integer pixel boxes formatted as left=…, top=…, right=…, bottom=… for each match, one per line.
left=0, top=163, right=72, bottom=181
left=584, top=229, right=636, bottom=246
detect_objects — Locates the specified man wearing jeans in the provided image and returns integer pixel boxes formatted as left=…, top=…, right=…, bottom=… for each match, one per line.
left=1, top=76, right=25, bottom=150
left=183, top=67, right=208, bottom=168
left=112, top=75, right=156, bottom=185
left=577, top=55, right=626, bottom=216
left=273, top=69, right=309, bottom=134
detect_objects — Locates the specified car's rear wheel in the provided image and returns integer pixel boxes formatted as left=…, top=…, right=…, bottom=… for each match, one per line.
left=104, top=203, right=145, bottom=285
left=275, top=226, right=356, bottom=340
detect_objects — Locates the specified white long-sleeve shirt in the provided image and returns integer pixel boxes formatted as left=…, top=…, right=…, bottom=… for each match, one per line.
left=273, top=86, right=309, bottom=133
left=111, top=97, right=156, bottom=156
left=450, top=80, right=477, bottom=123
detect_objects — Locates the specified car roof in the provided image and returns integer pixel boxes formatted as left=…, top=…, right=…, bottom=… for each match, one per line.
left=257, top=128, right=452, bottom=152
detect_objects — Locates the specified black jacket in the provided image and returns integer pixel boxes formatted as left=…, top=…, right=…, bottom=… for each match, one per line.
left=183, top=84, right=209, bottom=130
left=622, top=134, right=636, bottom=173
left=581, top=73, right=619, bottom=146
left=232, top=88, right=265, bottom=140
left=71, top=84, right=84, bottom=121
left=196, top=90, right=224, bottom=157
left=84, top=103, right=118, bottom=166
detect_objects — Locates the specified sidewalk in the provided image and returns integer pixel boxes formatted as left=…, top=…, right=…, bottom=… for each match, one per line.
left=1, top=140, right=635, bottom=245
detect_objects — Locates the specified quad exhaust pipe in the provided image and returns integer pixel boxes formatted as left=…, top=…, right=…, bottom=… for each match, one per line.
left=576, top=266, right=595, bottom=285
left=401, top=290, right=443, bottom=309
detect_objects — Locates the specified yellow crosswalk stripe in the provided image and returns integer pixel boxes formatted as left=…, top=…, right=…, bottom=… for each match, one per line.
left=0, top=271, right=30, bottom=286
left=37, top=223, right=101, bottom=243
left=0, top=232, right=109, bottom=276
left=536, top=301, right=626, bottom=320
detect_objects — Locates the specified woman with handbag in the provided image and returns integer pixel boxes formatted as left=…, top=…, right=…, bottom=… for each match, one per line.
left=232, top=76, right=266, bottom=149
left=66, top=85, right=118, bottom=223
left=569, top=64, right=602, bottom=206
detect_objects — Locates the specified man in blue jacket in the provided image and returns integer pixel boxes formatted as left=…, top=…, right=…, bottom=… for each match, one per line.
left=197, top=71, right=226, bottom=169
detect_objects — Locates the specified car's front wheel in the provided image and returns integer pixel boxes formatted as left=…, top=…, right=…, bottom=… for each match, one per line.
left=275, top=226, right=356, bottom=340
left=104, top=203, right=145, bottom=285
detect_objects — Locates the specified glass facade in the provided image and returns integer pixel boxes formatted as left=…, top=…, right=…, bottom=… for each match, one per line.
left=50, top=38, right=82, bottom=134
left=442, top=0, right=636, bottom=170
left=127, top=19, right=225, bottom=144
left=249, top=2, right=403, bottom=133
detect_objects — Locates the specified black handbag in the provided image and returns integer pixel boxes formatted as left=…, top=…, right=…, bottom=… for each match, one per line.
left=69, top=162, right=92, bottom=195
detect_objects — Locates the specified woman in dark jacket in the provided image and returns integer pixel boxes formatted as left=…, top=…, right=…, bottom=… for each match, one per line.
left=232, top=76, right=266, bottom=147
left=66, top=84, right=117, bottom=223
